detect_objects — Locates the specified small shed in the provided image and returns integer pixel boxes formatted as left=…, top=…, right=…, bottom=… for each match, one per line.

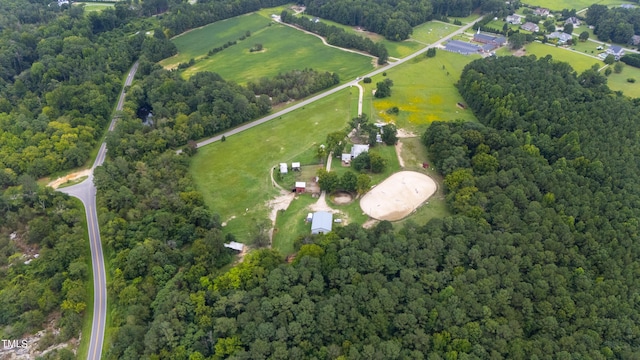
left=306, top=213, right=313, bottom=222
left=295, top=181, right=306, bottom=194
left=341, top=153, right=352, bottom=164
left=224, top=241, right=245, bottom=251
left=279, top=163, right=288, bottom=174
left=311, top=211, right=333, bottom=234
left=292, top=162, right=301, bottom=171
left=350, top=144, right=370, bottom=159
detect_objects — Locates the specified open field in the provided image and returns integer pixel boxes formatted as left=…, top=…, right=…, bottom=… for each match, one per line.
left=160, top=13, right=272, bottom=69
left=363, top=51, right=479, bottom=134
left=190, top=88, right=356, bottom=244
left=412, top=21, right=461, bottom=45
left=523, top=42, right=602, bottom=73
left=75, top=2, right=114, bottom=12
left=360, top=171, right=437, bottom=221
left=451, top=12, right=482, bottom=25
left=522, top=0, right=632, bottom=11
left=606, top=65, right=640, bottom=98
left=272, top=195, right=317, bottom=255
left=181, top=23, right=373, bottom=84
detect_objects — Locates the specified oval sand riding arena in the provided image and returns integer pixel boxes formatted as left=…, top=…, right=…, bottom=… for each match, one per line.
left=360, top=171, right=437, bottom=221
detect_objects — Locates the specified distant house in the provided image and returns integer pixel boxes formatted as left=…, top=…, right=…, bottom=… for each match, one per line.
left=311, top=17, right=320, bottom=23
left=311, top=211, right=333, bottom=234
left=473, top=31, right=506, bottom=51
left=607, top=45, right=625, bottom=60
left=547, top=31, right=573, bottom=45
left=279, top=163, right=288, bottom=174
left=506, top=14, right=522, bottom=25
left=521, top=22, right=540, bottom=32
left=350, top=144, right=370, bottom=159
left=295, top=182, right=306, bottom=194
left=631, top=35, right=640, bottom=46
left=534, top=8, right=550, bottom=17
left=291, top=162, right=301, bottom=171
left=224, top=241, right=244, bottom=251
left=444, top=40, right=484, bottom=55
left=565, top=17, right=581, bottom=26
left=620, top=4, right=636, bottom=9
left=57, top=0, right=69, bottom=5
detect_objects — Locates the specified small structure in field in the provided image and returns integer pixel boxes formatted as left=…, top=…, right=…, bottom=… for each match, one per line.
left=224, top=241, right=245, bottom=251
left=279, top=163, right=288, bottom=174
left=350, top=144, right=370, bottom=159
left=306, top=213, right=313, bottom=222
left=341, top=153, right=352, bottom=164
left=292, top=162, right=301, bottom=171
left=311, top=211, right=333, bottom=234
left=295, top=182, right=306, bottom=194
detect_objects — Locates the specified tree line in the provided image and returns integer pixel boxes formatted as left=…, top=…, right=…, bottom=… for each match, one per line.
left=586, top=4, right=640, bottom=44
left=247, top=68, right=340, bottom=104
left=280, top=11, right=389, bottom=64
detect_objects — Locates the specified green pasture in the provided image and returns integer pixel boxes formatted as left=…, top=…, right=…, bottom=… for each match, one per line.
left=365, top=51, right=479, bottom=134
left=182, top=23, right=373, bottom=84
left=160, top=13, right=271, bottom=68
left=524, top=41, right=602, bottom=73
left=272, top=195, right=317, bottom=255
left=569, top=38, right=606, bottom=55
left=451, top=12, right=482, bottom=25
left=190, top=88, right=356, bottom=244
left=394, top=137, right=450, bottom=229
left=522, top=0, right=631, bottom=11
left=412, top=21, right=461, bottom=45
left=605, top=64, right=640, bottom=98
left=75, top=2, right=114, bottom=12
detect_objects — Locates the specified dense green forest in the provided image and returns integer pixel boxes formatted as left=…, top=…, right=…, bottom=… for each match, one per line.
left=0, top=181, right=89, bottom=354
left=586, top=4, right=640, bottom=44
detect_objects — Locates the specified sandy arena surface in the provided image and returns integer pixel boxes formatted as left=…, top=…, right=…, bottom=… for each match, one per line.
left=360, top=171, right=437, bottom=221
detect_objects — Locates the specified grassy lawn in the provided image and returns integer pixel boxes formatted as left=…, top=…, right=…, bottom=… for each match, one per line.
left=523, top=41, right=602, bottom=73
left=160, top=13, right=272, bottom=69
left=272, top=195, right=317, bottom=254
left=451, top=12, right=482, bottom=25
left=364, top=51, right=479, bottom=135
left=75, top=2, right=114, bottom=12
left=190, top=88, right=355, bottom=243
left=522, top=0, right=631, bottom=11
left=412, top=21, right=461, bottom=45
left=181, top=23, right=373, bottom=84
left=606, top=64, right=640, bottom=98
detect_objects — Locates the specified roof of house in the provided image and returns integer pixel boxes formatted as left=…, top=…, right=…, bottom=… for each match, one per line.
left=565, top=17, right=580, bottom=25
left=351, top=144, right=370, bottom=158
left=444, top=40, right=483, bottom=55
left=548, top=32, right=572, bottom=42
left=632, top=35, right=640, bottom=45
left=521, top=22, right=539, bottom=31
left=224, top=241, right=244, bottom=251
left=609, top=45, right=624, bottom=53
left=311, top=211, right=333, bottom=234
left=295, top=182, right=306, bottom=188
left=474, top=32, right=506, bottom=44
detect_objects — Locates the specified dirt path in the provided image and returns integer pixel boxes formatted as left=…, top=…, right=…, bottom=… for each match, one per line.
left=47, top=169, right=92, bottom=189
left=354, top=83, right=364, bottom=116
left=395, top=141, right=405, bottom=168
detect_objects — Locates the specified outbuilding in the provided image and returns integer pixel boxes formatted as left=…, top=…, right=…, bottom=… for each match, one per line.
left=279, top=163, right=288, bottom=174
left=295, top=182, right=306, bottom=194
left=224, top=241, right=245, bottom=251
left=292, top=162, right=301, bottom=171
left=311, top=211, right=333, bottom=234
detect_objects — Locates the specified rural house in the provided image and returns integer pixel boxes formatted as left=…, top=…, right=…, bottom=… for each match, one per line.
left=565, top=17, right=581, bottom=26
left=311, top=211, right=333, bottom=234
left=547, top=31, right=572, bottom=45
left=631, top=35, right=640, bottom=46
left=521, top=22, right=540, bottom=32
left=506, top=14, right=522, bottom=24
left=607, top=45, right=625, bottom=60
left=534, top=8, right=550, bottom=17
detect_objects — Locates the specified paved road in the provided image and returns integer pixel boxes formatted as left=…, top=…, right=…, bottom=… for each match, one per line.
left=57, top=61, right=139, bottom=360
left=194, top=17, right=483, bottom=149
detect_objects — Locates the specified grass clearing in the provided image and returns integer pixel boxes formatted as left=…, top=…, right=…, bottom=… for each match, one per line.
left=522, top=0, right=631, bottom=11
left=523, top=41, right=602, bottom=73
left=161, top=13, right=272, bottom=69
left=364, top=51, right=478, bottom=135
left=75, top=2, right=114, bottom=12
left=412, top=21, right=461, bottom=45
left=190, top=88, right=355, bottom=243
left=272, top=195, right=317, bottom=254
left=606, top=65, right=640, bottom=98
left=181, top=23, right=373, bottom=84
left=451, top=12, right=482, bottom=24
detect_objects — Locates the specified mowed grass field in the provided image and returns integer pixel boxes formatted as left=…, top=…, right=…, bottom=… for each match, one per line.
left=190, top=88, right=357, bottom=245
left=181, top=23, right=373, bottom=84
left=412, top=21, right=461, bottom=45
left=363, top=50, right=479, bottom=134
left=523, top=42, right=602, bottom=73
left=606, top=65, right=640, bottom=98
left=523, top=0, right=632, bottom=11
left=160, top=13, right=272, bottom=69
left=75, top=2, right=114, bottom=12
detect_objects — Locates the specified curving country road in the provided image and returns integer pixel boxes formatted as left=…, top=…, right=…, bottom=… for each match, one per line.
left=56, top=61, right=139, bottom=360
left=193, top=16, right=483, bottom=149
